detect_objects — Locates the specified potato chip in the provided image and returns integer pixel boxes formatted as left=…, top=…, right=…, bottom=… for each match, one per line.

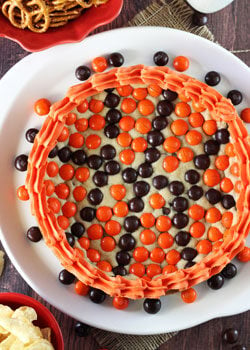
left=0, top=251, right=4, bottom=277
left=41, top=328, right=51, bottom=342
left=25, top=339, right=54, bottom=349
left=12, top=307, right=37, bottom=323
left=0, top=305, right=13, bottom=318
left=9, top=337, right=25, bottom=350
left=0, top=334, right=17, bottom=349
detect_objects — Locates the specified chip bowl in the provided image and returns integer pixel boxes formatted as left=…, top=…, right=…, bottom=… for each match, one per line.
left=0, top=293, right=64, bottom=349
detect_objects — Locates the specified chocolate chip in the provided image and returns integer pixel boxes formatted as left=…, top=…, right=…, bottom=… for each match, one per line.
left=112, top=266, right=127, bottom=276
left=138, top=163, right=153, bottom=178
left=152, top=116, right=168, bottom=130
left=106, top=109, right=122, bottom=124
left=25, top=128, right=39, bottom=143
left=172, top=213, right=189, bottom=229
left=105, top=88, right=114, bottom=93
left=66, top=232, right=75, bottom=247
left=162, top=89, right=178, bottom=101
left=172, top=197, right=188, bottom=212
left=48, top=146, right=58, bottom=158
left=104, top=124, right=119, bottom=138
left=153, top=51, right=169, bottom=66
left=192, top=11, right=208, bottom=26
left=204, top=140, right=220, bottom=155
left=58, top=147, right=72, bottom=163
left=93, top=171, right=108, bottom=187
left=133, top=181, right=150, bottom=197
left=184, top=261, right=196, bottom=269
left=75, top=322, right=91, bottom=337
left=215, top=128, right=230, bottom=144
left=207, top=274, right=224, bottom=289
left=232, top=345, right=247, bottom=350
left=104, top=93, right=120, bottom=108
left=116, top=251, right=131, bottom=265
left=221, top=263, right=237, bottom=279
left=118, top=234, right=136, bottom=251
left=205, top=189, right=222, bottom=204
left=185, top=169, right=200, bottom=184
left=221, top=195, right=235, bottom=209
left=128, top=197, right=144, bottom=212
left=143, top=298, right=161, bottom=314
left=169, top=181, right=184, bottom=195
left=144, top=148, right=161, bottom=163
left=162, top=207, right=171, bottom=215
left=124, top=216, right=140, bottom=232
left=194, top=154, right=210, bottom=170
left=122, top=168, right=137, bottom=183
left=15, top=154, right=28, bottom=171
left=87, top=155, right=103, bottom=169
left=80, top=207, right=96, bottom=221
left=187, top=185, right=203, bottom=200
left=104, top=160, right=120, bottom=175
left=89, top=287, right=106, bottom=303
left=27, top=226, right=42, bottom=242
left=71, top=222, right=85, bottom=238
left=222, top=329, right=239, bottom=344
left=108, top=52, right=124, bottom=67
left=87, top=188, right=103, bottom=206
left=100, top=145, right=116, bottom=159
left=227, top=90, right=243, bottom=105
left=157, top=100, right=174, bottom=116
left=147, top=130, right=164, bottom=146
left=205, top=71, right=221, bottom=86
left=152, top=175, right=168, bottom=189
left=75, top=65, right=91, bottom=81
left=71, top=150, right=86, bottom=165
left=59, top=269, right=75, bottom=285
left=181, top=247, right=197, bottom=261
left=175, top=231, right=191, bottom=246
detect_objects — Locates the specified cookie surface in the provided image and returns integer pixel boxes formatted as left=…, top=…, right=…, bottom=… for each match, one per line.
left=25, top=65, right=250, bottom=299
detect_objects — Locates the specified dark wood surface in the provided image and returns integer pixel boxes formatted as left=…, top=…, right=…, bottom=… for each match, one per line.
left=0, top=1, right=249, bottom=349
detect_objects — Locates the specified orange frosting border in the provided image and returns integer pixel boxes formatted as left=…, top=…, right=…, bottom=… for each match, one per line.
left=25, top=65, right=250, bottom=299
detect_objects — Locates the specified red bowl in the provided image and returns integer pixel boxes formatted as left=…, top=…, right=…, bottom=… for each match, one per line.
left=0, top=293, right=64, bottom=350
left=0, top=0, right=123, bottom=52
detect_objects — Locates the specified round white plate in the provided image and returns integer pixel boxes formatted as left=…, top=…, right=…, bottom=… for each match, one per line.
left=0, top=27, right=249, bottom=335
left=186, top=0, right=234, bottom=14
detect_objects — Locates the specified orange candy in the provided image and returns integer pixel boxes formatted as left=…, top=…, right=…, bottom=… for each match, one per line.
left=34, top=98, right=51, bottom=116
left=221, top=212, right=233, bottom=228
left=59, top=164, right=74, bottom=180
left=166, top=249, right=181, bottom=265
left=237, top=246, right=250, bottom=262
left=185, top=130, right=202, bottom=145
left=66, top=113, right=77, bottom=125
left=133, top=247, right=149, bottom=262
left=96, top=206, right=113, bottom=222
left=215, top=155, right=229, bottom=171
left=119, top=149, right=135, bottom=165
left=178, top=93, right=191, bottom=102
left=138, top=99, right=155, bottom=116
left=177, top=147, right=194, bottom=162
left=112, top=296, right=129, bottom=310
left=89, top=114, right=105, bottom=130
left=240, top=108, right=250, bottom=123
left=105, top=220, right=121, bottom=236
left=116, top=85, right=133, bottom=97
left=17, top=185, right=29, bottom=201
left=97, top=260, right=112, bottom=272
left=87, top=249, right=101, bottom=262
left=213, top=241, right=223, bottom=251
left=75, top=167, right=90, bottom=182
left=91, top=56, right=108, bottom=72
left=75, top=118, right=88, bottom=132
left=171, top=119, right=189, bottom=136
left=203, top=169, right=221, bottom=187
left=181, top=288, right=197, bottom=303
left=163, top=136, right=181, bottom=153
left=220, top=177, right=233, bottom=193
left=150, top=247, right=165, bottom=263
left=47, top=161, right=59, bottom=177
left=230, top=163, right=240, bottom=177
left=73, top=186, right=86, bottom=202
left=162, top=265, right=178, bottom=274
left=140, top=213, right=155, bottom=228
left=140, top=229, right=156, bottom=245
left=146, top=264, right=162, bottom=278
left=121, top=98, right=137, bottom=114
left=78, top=237, right=90, bottom=250
left=129, top=263, right=145, bottom=277
left=175, top=102, right=191, bottom=118
left=75, top=281, right=89, bottom=296
left=149, top=193, right=165, bottom=209
left=196, top=239, right=212, bottom=254
left=135, top=117, right=152, bottom=134
left=113, top=201, right=129, bottom=217
left=69, top=132, right=84, bottom=148
left=188, top=112, right=204, bottom=128
left=202, top=120, right=217, bottom=135
left=132, top=87, right=148, bottom=100
left=89, top=99, right=104, bottom=113
left=44, top=180, right=55, bottom=196
left=173, top=56, right=189, bottom=72
left=157, top=232, right=174, bottom=249
left=188, top=204, right=205, bottom=221
left=208, top=227, right=223, bottom=242
left=101, top=236, right=116, bottom=252
left=85, top=134, right=101, bottom=149
left=77, top=99, right=88, bottom=113
left=162, top=156, right=179, bottom=172
left=189, top=222, right=205, bottom=238
left=148, top=84, right=162, bottom=97
left=62, top=201, right=77, bottom=218
left=58, top=126, right=69, bottom=142
left=47, top=197, right=60, bottom=213
left=205, top=208, right=221, bottom=223
left=131, top=137, right=148, bottom=152
left=225, top=143, right=235, bottom=157
left=156, top=216, right=172, bottom=232
left=110, top=184, right=126, bottom=200
left=119, top=116, right=135, bottom=131
left=192, top=100, right=206, bottom=113
left=117, top=132, right=132, bottom=147
left=57, top=216, right=69, bottom=229
left=87, top=224, right=103, bottom=240
left=234, top=180, right=242, bottom=193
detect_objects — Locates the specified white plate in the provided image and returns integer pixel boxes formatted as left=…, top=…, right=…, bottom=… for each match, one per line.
left=0, top=27, right=249, bottom=335
left=186, top=0, right=234, bottom=14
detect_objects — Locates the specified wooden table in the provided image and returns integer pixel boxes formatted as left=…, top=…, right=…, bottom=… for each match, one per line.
left=0, top=1, right=249, bottom=349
